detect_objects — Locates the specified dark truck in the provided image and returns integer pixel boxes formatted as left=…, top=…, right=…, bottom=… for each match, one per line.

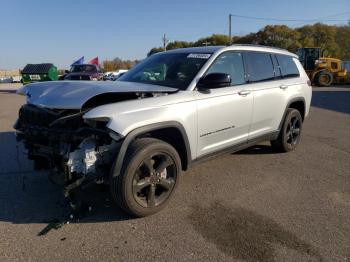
left=62, top=64, right=103, bottom=81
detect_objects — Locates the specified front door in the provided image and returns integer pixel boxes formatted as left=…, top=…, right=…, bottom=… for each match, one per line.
left=195, top=52, right=253, bottom=157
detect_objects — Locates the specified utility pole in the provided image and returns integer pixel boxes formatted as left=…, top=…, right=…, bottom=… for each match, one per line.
left=228, top=14, right=232, bottom=45
left=162, top=33, right=169, bottom=51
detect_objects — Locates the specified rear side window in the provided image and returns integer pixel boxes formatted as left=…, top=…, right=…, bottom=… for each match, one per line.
left=276, top=55, right=299, bottom=78
left=245, top=52, right=275, bottom=82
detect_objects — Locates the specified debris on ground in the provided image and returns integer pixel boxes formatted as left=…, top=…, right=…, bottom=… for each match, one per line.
left=37, top=219, right=65, bottom=236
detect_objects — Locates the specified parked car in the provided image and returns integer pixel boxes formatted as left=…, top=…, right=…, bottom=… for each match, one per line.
left=63, top=64, right=103, bottom=81
left=12, top=76, right=22, bottom=83
left=104, top=70, right=128, bottom=81
left=110, top=70, right=128, bottom=81
left=15, top=45, right=311, bottom=217
left=0, top=77, right=13, bottom=83
left=103, top=72, right=114, bottom=81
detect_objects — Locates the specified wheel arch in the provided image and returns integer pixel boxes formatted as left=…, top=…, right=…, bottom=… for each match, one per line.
left=112, top=121, right=191, bottom=177
left=278, top=97, right=306, bottom=130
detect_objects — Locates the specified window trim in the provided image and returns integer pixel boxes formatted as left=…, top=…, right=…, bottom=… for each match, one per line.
left=193, top=50, right=301, bottom=90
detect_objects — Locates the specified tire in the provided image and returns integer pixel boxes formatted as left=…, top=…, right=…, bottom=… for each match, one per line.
left=110, top=138, right=181, bottom=217
left=271, top=108, right=303, bottom=152
left=315, top=71, right=333, bottom=87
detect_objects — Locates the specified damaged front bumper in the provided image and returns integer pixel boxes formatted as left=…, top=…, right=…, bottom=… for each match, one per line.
left=14, top=104, right=122, bottom=198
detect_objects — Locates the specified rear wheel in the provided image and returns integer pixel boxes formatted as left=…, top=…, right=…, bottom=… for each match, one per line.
left=271, top=108, right=303, bottom=152
left=110, top=138, right=181, bottom=217
left=315, top=71, right=333, bottom=87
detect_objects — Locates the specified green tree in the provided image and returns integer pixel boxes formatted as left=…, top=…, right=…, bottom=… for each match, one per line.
left=232, top=33, right=259, bottom=45
left=194, top=34, right=231, bottom=46
left=256, top=25, right=301, bottom=52
left=147, top=47, right=164, bottom=56
left=147, top=23, right=350, bottom=59
left=297, top=25, right=315, bottom=47
left=335, top=25, right=350, bottom=59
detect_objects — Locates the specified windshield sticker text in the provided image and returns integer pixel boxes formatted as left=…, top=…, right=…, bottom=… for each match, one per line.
left=187, top=53, right=211, bottom=59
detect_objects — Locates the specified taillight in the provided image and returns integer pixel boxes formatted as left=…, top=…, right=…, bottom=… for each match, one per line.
left=307, top=80, right=312, bottom=87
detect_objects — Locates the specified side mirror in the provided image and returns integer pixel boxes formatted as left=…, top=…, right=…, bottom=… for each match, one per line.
left=197, top=73, right=231, bottom=89
left=65, top=70, right=70, bottom=74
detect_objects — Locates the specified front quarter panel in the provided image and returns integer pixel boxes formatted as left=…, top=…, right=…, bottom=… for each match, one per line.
left=83, top=91, right=198, bottom=160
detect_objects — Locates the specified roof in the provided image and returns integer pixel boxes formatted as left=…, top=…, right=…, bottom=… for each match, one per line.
left=161, top=45, right=297, bottom=58
left=164, top=46, right=224, bottom=54
left=22, top=63, right=54, bottom=74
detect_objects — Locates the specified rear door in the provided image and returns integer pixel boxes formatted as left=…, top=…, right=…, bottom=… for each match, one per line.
left=195, top=51, right=253, bottom=157
left=244, top=52, right=288, bottom=140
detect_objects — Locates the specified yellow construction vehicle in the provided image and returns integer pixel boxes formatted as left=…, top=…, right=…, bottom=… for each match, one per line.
left=296, top=47, right=349, bottom=87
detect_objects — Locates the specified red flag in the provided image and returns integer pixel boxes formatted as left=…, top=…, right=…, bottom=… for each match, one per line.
left=89, top=57, right=99, bottom=65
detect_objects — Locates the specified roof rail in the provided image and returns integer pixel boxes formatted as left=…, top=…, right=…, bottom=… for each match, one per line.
left=230, top=44, right=288, bottom=51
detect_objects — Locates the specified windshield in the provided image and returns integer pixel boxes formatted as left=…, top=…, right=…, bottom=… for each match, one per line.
left=118, top=52, right=211, bottom=90
left=71, top=65, right=97, bottom=73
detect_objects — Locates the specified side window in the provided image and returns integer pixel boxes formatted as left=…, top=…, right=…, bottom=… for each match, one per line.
left=276, top=55, right=300, bottom=78
left=245, top=52, right=275, bottom=82
left=331, top=62, right=337, bottom=70
left=207, top=52, right=245, bottom=86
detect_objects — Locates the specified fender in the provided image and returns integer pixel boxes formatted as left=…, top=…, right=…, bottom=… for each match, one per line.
left=278, top=97, right=306, bottom=131
left=111, top=121, right=192, bottom=177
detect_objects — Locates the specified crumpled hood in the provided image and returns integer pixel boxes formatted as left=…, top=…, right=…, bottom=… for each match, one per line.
left=17, top=81, right=178, bottom=109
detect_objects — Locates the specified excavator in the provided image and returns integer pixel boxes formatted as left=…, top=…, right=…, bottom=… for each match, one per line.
left=296, top=47, right=349, bottom=87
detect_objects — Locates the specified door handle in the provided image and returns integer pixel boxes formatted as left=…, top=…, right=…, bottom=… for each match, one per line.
left=280, top=85, right=288, bottom=90
left=238, top=90, right=251, bottom=96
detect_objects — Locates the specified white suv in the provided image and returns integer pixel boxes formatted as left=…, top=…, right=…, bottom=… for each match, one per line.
left=15, top=45, right=312, bottom=217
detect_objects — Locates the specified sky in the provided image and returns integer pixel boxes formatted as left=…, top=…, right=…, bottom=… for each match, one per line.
left=0, top=0, right=349, bottom=69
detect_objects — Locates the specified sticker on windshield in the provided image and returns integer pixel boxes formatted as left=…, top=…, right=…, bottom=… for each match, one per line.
left=187, top=53, right=211, bottom=59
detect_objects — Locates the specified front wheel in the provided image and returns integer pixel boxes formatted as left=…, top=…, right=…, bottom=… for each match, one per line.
left=110, top=138, right=181, bottom=217
left=271, top=108, right=303, bottom=152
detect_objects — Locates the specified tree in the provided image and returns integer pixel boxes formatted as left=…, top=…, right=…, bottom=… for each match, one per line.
left=232, top=33, right=258, bottom=44
left=255, top=25, right=301, bottom=52
left=335, top=25, right=350, bottom=59
left=147, top=47, right=164, bottom=57
left=147, top=23, right=350, bottom=59
left=102, top=57, right=139, bottom=72
left=194, top=34, right=231, bottom=46
left=167, top=41, right=193, bottom=50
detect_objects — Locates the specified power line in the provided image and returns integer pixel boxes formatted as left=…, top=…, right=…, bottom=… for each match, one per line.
left=291, top=11, right=350, bottom=27
left=228, top=11, right=350, bottom=22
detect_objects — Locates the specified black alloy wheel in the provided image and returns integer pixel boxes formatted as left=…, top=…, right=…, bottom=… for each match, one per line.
left=132, top=153, right=177, bottom=208
left=271, top=108, right=303, bottom=152
left=110, top=138, right=181, bottom=217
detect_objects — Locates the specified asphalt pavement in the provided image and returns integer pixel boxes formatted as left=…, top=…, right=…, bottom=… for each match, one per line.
left=0, top=83, right=349, bottom=262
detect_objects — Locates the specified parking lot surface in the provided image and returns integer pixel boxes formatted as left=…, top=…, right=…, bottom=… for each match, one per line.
left=0, top=83, right=349, bottom=261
